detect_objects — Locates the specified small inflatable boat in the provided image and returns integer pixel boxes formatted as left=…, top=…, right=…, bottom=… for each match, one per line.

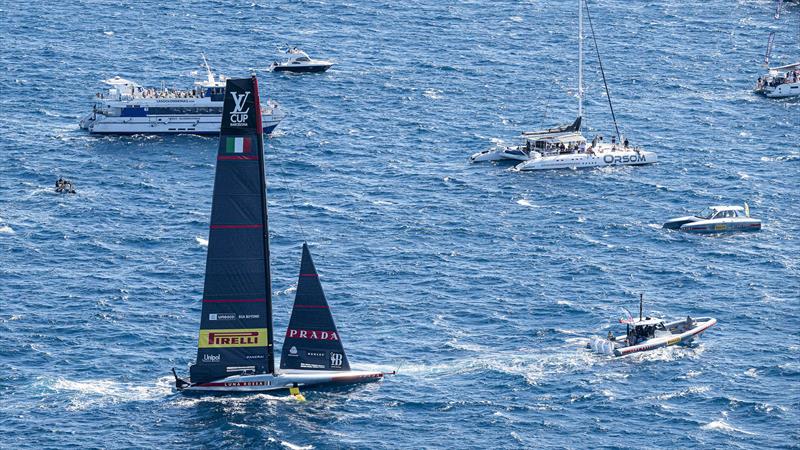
left=663, top=204, right=761, bottom=233
left=587, top=295, right=716, bottom=357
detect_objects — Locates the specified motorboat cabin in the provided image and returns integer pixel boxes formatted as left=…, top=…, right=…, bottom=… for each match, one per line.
left=663, top=205, right=762, bottom=233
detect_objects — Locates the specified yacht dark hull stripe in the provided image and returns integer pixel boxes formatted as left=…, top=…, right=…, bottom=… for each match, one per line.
left=217, top=155, right=259, bottom=161
left=203, top=298, right=267, bottom=303
left=210, top=224, right=262, bottom=229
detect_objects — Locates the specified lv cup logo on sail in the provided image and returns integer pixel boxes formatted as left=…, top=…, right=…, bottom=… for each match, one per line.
left=199, top=328, right=267, bottom=348
left=229, top=91, right=250, bottom=126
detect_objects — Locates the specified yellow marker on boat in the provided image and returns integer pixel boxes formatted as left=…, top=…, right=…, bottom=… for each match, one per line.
left=289, top=386, right=306, bottom=402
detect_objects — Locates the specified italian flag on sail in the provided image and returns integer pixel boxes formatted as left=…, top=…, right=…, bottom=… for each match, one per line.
left=225, top=137, right=252, bottom=154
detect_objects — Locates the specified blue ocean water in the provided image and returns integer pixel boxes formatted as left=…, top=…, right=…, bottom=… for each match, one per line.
left=1, top=0, right=799, bottom=448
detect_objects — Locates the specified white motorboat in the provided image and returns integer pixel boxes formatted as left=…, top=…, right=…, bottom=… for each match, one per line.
left=663, top=204, right=762, bottom=233
left=269, top=48, right=333, bottom=73
left=755, top=62, right=800, bottom=98
left=80, top=55, right=284, bottom=135
left=588, top=295, right=716, bottom=358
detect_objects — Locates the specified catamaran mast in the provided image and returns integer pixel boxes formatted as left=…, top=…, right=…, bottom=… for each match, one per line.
left=578, top=0, right=584, bottom=119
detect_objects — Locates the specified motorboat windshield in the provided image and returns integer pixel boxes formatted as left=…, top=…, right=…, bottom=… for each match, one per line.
left=698, top=208, right=713, bottom=219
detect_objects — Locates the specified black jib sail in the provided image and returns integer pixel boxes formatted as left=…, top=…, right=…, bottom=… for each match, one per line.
left=280, top=243, right=350, bottom=371
left=189, top=76, right=274, bottom=384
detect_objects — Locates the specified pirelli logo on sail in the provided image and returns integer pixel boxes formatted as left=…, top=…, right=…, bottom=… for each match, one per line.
left=198, top=328, right=268, bottom=348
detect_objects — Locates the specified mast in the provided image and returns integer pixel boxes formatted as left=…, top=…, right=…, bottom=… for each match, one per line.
left=202, top=53, right=215, bottom=85
left=252, top=75, right=275, bottom=374
left=639, top=293, right=643, bottom=321
left=578, top=0, right=584, bottom=119
left=188, top=76, right=274, bottom=384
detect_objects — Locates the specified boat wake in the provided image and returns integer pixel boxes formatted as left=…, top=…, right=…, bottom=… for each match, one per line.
left=44, top=376, right=173, bottom=410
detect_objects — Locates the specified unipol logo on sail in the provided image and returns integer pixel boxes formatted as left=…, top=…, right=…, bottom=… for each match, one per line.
left=229, top=91, right=250, bottom=126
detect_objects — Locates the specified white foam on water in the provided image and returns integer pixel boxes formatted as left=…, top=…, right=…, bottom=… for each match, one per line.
left=744, top=368, right=758, bottom=378
left=423, top=88, right=442, bottom=100
left=195, top=236, right=208, bottom=247
left=48, top=376, right=173, bottom=411
left=516, top=199, right=541, bottom=208
left=701, top=418, right=756, bottom=436
left=0, top=225, right=14, bottom=234
left=656, top=385, right=710, bottom=401
left=281, top=441, right=314, bottom=450
left=103, top=31, right=114, bottom=36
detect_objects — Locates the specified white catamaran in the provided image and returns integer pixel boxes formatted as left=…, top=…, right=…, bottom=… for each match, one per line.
left=471, top=0, right=656, bottom=171
left=173, top=75, right=389, bottom=394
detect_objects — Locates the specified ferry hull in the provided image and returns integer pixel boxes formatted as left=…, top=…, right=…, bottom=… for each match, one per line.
left=81, top=115, right=281, bottom=136
left=180, top=369, right=385, bottom=393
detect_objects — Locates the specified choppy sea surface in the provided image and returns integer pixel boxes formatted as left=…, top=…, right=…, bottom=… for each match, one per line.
left=1, top=0, right=799, bottom=448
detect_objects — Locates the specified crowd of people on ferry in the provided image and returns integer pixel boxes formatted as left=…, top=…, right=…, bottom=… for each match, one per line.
left=96, top=85, right=208, bottom=100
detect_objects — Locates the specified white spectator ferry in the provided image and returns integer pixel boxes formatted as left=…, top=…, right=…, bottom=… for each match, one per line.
left=80, top=56, right=284, bottom=135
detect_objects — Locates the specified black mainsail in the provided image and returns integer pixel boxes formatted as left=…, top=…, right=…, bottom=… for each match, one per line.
left=189, top=76, right=274, bottom=384
left=280, top=243, right=350, bottom=371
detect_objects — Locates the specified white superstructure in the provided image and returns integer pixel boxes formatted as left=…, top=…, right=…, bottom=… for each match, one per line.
left=80, top=56, right=284, bottom=135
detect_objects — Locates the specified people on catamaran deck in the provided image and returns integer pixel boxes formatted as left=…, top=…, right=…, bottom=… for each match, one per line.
left=623, top=137, right=629, bottom=148
left=607, top=331, right=615, bottom=341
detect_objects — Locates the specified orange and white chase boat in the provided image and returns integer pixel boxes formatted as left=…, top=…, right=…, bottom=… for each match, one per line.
left=172, top=76, right=390, bottom=394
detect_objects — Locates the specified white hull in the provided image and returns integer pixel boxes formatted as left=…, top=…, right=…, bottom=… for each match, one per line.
left=181, top=369, right=385, bottom=393
left=760, top=81, right=800, bottom=98
left=515, top=147, right=656, bottom=171
left=470, top=146, right=529, bottom=162
left=589, top=317, right=716, bottom=357
left=80, top=112, right=283, bottom=135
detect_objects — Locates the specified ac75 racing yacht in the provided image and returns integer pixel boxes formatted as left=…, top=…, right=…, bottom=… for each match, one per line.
left=80, top=55, right=284, bottom=135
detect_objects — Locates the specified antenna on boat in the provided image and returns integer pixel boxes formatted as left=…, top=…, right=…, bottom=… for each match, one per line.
left=578, top=0, right=584, bottom=120
left=639, top=293, right=643, bottom=321
left=201, top=52, right=215, bottom=84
